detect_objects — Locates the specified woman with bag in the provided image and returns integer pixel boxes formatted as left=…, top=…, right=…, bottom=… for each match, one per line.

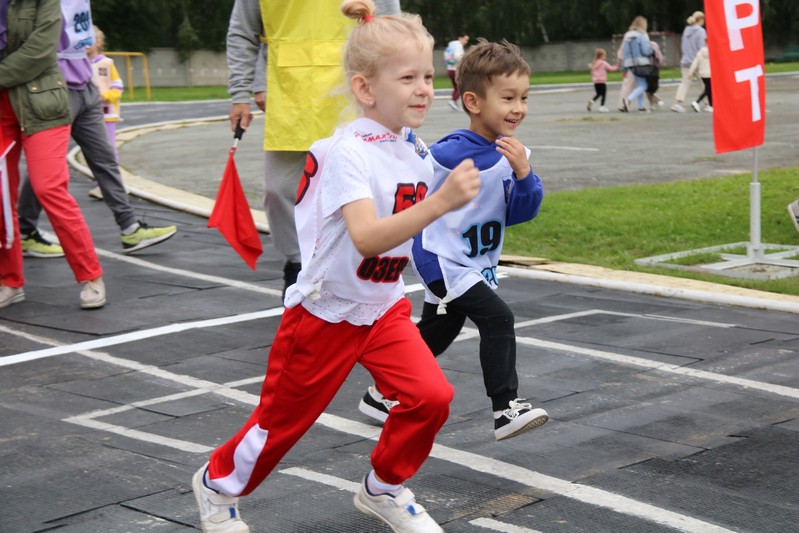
left=0, top=0, right=105, bottom=309
left=620, top=16, right=653, bottom=112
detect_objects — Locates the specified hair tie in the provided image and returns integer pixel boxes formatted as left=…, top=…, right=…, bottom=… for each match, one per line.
left=363, top=14, right=375, bottom=22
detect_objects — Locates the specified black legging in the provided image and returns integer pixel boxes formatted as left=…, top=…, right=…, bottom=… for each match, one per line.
left=696, top=77, right=712, bottom=106
left=591, top=83, right=607, bottom=106
left=417, top=279, right=519, bottom=411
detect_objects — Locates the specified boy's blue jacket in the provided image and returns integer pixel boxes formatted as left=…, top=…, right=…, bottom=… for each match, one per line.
left=413, top=129, right=544, bottom=291
left=429, top=129, right=543, bottom=225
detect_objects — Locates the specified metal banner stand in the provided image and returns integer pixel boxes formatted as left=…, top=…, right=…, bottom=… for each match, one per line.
left=637, top=147, right=799, bottom=280
left=700, top=147, right=799, bottom=276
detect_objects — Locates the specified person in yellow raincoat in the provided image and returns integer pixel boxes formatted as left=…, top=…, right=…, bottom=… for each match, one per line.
left=225, top=0, right=400, bottom=296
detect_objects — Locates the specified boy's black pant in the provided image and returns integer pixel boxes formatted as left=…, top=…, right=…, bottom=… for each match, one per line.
left=417, top=279, right=518, bottom=411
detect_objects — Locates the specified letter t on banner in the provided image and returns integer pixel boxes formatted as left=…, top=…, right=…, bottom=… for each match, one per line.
left=706, top=0, right=766, bottom=154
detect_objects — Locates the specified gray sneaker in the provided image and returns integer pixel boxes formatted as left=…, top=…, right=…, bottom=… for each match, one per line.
left=0, top=286, right=25, bottom=309
left=353, top=477, right=443, bottom=533
left=80, top=278, right=106, bottom=309
left=192, top=463, right=250, bottom=533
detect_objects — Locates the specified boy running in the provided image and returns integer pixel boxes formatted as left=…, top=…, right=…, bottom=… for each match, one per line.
left=359, top=39, right=548, bottom=441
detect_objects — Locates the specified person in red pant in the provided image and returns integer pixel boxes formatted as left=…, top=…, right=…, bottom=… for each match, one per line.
left=0, top=0, right=105, bottom=309
left=190, top=1, right=480, bottom=531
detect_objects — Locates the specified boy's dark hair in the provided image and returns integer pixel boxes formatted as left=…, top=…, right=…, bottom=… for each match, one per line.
left=456, top=38, right=530, bottom=100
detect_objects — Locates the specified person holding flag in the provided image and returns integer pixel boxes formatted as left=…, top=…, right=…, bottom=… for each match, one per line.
left=225, top=0, right=400, bottom=296
left=0, top=0, right=105, bottom=309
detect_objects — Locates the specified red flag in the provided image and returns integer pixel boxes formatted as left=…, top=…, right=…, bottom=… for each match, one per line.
left=706, top=0, right=766, bottom=154
left=208, top=151, right=263, bottom=269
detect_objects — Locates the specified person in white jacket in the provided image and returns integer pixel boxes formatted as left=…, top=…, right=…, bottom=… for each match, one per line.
left=688, top=42, right=712, bottom=112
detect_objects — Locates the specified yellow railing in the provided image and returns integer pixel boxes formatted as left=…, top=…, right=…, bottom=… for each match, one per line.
left=105, top=52, right=151, bottom=101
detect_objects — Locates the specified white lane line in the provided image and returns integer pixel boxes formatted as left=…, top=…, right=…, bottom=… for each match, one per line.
left=54, top=348, right=734, bottom=532
left=279, top=468, right=544, bottom=532
left=315, top=414, right=733, bottom=533
left=5, top=304, right=794, bottom=402
left=67, top=417, right=212, bottom=454
left=515, top=310, right=736, bottom=330
left=95, top=248, right=283, bottom=297
left=279, top=467, right=361, bottom=492
left=470, top=518, right=543, bottom=533
left=0, top=282, right=429, bottom=367
left=516, top=335, right=799, bottom=400
left=0, top=308, right=285, bottom=367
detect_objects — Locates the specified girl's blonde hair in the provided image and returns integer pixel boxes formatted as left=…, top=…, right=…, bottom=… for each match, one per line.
left=340, top=0, right=433, bottom=83
left=629, top=15, right=648, bottom=33
left=589, top=47, right=607, bottom=69
left=687, top=11, right=705, bottom=25
left=92, top=25, right=105, bottom=51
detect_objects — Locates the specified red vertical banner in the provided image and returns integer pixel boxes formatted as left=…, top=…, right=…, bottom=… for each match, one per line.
left=705, top=0, right=766, bottom=154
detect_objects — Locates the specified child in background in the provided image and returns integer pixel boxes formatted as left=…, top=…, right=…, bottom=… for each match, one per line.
left=86, top=25, right=125, bottom=199
left=359, top=39, right=548, bottom=441
left=191, top=2, right=480, bottom=532
left=587, top=47, right=618, bottom=112
left=689, top=39, right=712, bottom=112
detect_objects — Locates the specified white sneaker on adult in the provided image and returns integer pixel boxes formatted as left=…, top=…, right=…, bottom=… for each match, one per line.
left=670, top=103, right=686, bottom=113
left=80, top=278, right=106, bottom=309
left=691, top=101, right=701, bottom=112
left=0, top=285, right=25, bottom=309
left=192, top=463, right=250, bottom=533
left=354, top=478, right=443, bottom=533
left=598, top=106, right=609, bottom=112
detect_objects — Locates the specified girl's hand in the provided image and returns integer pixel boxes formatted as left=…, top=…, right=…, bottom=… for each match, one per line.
left=495, top=137, right=530, bottom=178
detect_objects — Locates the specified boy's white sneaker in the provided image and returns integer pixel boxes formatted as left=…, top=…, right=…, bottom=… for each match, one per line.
left=354, top=478, right=443, bottom=533
left=494, top=399, right=549, bottom=440
left=358, top=385, right=398, bottom=423
left=192, top=463, right=250, bottom=533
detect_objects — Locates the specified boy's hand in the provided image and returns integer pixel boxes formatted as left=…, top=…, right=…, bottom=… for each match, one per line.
left=438, top=159, right=480, bottom=211
left=496, top=137, right=530, bottom=178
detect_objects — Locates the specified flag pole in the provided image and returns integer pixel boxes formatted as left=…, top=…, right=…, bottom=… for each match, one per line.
left=748, top=146, right=763, bottom=260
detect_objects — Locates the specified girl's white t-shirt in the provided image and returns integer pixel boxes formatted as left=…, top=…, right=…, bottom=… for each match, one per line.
left=285, top=117, right=433, bottom=326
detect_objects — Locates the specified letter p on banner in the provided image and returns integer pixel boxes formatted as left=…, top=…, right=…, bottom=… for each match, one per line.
left=706, top=0, right=766, bottom=153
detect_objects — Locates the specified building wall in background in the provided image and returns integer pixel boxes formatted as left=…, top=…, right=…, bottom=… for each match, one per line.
left=123, top=38, right=784, bottom=88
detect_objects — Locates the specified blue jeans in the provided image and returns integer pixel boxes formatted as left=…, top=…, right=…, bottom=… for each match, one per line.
left=627, top=74, right=648, bottom=109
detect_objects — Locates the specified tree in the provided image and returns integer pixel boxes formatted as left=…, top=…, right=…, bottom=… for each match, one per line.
left=90, top=0, right=796, bottom=57
left=91, top=0, right=233, bottom=55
